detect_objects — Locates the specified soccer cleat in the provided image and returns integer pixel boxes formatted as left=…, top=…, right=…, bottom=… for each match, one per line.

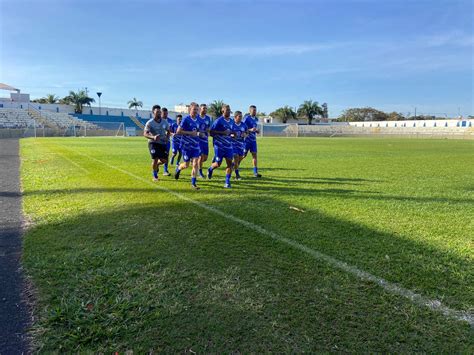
left=235, top=176, right=242, bottom=181
left=207, top=168, right=213, bottom=180
left=174, top=169, right=181, bottom=180
left=198, top=172, right=205, bottom=179
left=163, top=171, right=171, bottom=176
left=192, top=184, right=200, bottom=190
left=152, top=176, right=159, bottom=182
left=253, top=173, right=262, bottom=178
left=224, top=183, right=232, bottom=188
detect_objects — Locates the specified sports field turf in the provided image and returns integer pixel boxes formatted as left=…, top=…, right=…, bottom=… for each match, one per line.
left=20, top=137, right=473, bottom=352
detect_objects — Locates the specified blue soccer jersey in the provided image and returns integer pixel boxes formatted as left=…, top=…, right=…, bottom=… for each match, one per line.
left=211, top=116, right=234, bottom=161
left=197, top=114, right=212, bottom=141
left=231, top=120, right=247, bottom=156
left=197, top=114, right=212, bottom=156
left=243, top=115, right=259, bottom=142
left=170, top=122, right=182, bottom=152
left=179, top=115, right=201, bottom=161
left=243, top=114, right=259, bottom=153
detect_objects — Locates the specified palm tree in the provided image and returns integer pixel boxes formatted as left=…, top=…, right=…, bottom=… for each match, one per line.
left=45, top=94, right=59, bottom=104
left=65, top=90, right=95, bottom=114
left=127, top=97, right=143, bottom=113
left=297, top=100, right=323, bottom=125
left=270, top=106, right=296, bottom=123
left=208, top=100, right=225, bottom=118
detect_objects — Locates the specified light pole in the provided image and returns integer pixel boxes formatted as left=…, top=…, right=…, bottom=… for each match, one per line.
left=97, top=92, right=102, bottom=115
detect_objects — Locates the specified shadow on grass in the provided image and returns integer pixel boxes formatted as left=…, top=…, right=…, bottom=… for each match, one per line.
left=23, top=195, right=472, bottom=353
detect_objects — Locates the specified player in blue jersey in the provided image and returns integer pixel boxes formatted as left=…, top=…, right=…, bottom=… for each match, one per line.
left=207, top=104, right=234, bottom=188
left=170, top=114, right=183, bottom=167
left=243, top=105, right=262, bottom=177
left=161, top=107, right=174, bottom=176
left=175, top=102, right=201, bottom=190
left=143, top=105, right=170, bottom=181
left=231, top=111, right=248, bottom=180
left=197, top=103, right=212, bottom=179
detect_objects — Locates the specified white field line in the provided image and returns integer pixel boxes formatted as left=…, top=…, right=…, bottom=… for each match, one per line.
left=61, top=146, right=473, bottom=328
left=49, top=151, right=89, bottom=174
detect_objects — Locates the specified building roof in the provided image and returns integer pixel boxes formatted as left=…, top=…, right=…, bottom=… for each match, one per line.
left=0, top=83, right=20, bottom=92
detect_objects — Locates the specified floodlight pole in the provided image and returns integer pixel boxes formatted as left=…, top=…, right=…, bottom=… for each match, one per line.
left=97, top=92, right=102, bottom=115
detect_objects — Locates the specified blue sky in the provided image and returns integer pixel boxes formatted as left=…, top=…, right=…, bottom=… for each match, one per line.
left=1, top=0, right=472, bottom=117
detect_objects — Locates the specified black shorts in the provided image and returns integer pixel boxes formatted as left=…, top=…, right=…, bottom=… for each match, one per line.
left=148, top=142, right=169, bottom=160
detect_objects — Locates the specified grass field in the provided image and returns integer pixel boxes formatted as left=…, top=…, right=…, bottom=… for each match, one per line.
left=20, top=137, right=473, bottom=352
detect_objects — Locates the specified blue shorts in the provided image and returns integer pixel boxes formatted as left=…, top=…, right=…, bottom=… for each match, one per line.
left=181, top=146, right=201, bottom=162
left=199, top=139, right=209, bottom=156
left=171, top=140, right=181, bottom=154
left=166, top=141, right=171, bottom=151
left=232, top=144, right=245, bottom=157
left=245, top=139, right=257, bottom=154
left=214, top=146, right=233, bottom=163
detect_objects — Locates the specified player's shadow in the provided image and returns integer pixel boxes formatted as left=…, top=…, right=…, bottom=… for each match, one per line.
left=23, top=196, right=471, bottom=352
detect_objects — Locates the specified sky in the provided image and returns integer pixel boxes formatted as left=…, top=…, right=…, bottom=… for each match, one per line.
left=1, top=0, right=473, bottom=117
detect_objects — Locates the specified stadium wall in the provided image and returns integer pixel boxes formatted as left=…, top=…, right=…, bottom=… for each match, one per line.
left=296, top=120, right=474, bottom=139
left=0, top=101, right=178, bottom=119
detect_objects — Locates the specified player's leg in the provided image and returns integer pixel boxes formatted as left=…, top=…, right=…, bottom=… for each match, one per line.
left=249, top=139, right=261, bottom=177
left=224, top=156, right=233, bottom=188
left=198, top=154, right=208, bottom=178
left=175, top=149, right=191, bottom=180
left=234, top=154, right=243, bottom=180
left=163, top=142, right=171, bottom=176
left=198, top=140, right=209, bottom=178
left=207, top=147, right=222, bottom=180
left=191, top=157, right=200, bottom=189
left=152, top=158, right=160, bottom=181
left=176, top=149, right=182, bottom=166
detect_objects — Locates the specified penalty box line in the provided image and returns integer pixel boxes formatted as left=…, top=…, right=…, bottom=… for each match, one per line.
left=63, top=145, right=473, bottom=328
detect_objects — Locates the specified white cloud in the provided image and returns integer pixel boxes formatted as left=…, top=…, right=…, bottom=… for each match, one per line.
left=189, top=43, right=347, bottom=58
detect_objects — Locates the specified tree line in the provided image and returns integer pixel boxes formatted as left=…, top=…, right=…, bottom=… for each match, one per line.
left=32, top=93, right=452, bottom=122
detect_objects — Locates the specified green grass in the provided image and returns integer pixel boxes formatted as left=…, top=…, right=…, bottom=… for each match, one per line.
left=20, top=137, right=473, bottom=352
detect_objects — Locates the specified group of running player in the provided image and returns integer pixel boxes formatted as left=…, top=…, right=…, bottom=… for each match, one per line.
left=143, top=102, right=261, bottom=190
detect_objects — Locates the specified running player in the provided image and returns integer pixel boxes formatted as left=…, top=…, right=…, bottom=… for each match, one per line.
left=207, top=104, right=234, bottom=188
left=175, top=102, right=201, bottom=190
left=197, top=103, right=212, bottom=178
left=243, top=105, right=262, bottom=178
left=161, top=107, right=174, bottom=176
left=170, top=114, right=183, bottom=167
left=231, top=111, right=248, bottom=180
left=143, top=105, right=170, bottom=181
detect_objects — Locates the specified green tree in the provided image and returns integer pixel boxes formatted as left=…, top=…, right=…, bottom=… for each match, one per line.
left=338, top=107, right=389, bottom=122
left=64, top=90, right=95, bottom=114
left=208, top=100, right=225, bottom=119
left=270, top=106, right=296, bottom=123
left=127, top=97, right=143, bottom=113
left=297, top=100, right=323, bottom=125
left=45, top=94, right=59, bottom=104
left=387, top=111, right=405, bottom=121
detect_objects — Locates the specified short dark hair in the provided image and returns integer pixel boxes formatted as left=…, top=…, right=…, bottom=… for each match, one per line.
left=234, top=110, right=242, bottom=117
left=249, top=105, right=257, bottom=109
left=176, top=114, right=183, bottom=118
left=161, top=107, right=168, bottom=112
left=152, top=105, right=161, bottom=111
left=200, top=103, right=207, bottom=108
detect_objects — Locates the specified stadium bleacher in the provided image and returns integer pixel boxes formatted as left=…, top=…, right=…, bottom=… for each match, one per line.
left=0, top=108, right=36, bottom=128
left=73, top=114, right=145, bottom=129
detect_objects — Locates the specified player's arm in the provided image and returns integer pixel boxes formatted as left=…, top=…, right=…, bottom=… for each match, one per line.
left=176, top=126, right=198, bottom=136
left=210, top=122, right=230, bottom=136
left=143, top=125, right=159, bottom=140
